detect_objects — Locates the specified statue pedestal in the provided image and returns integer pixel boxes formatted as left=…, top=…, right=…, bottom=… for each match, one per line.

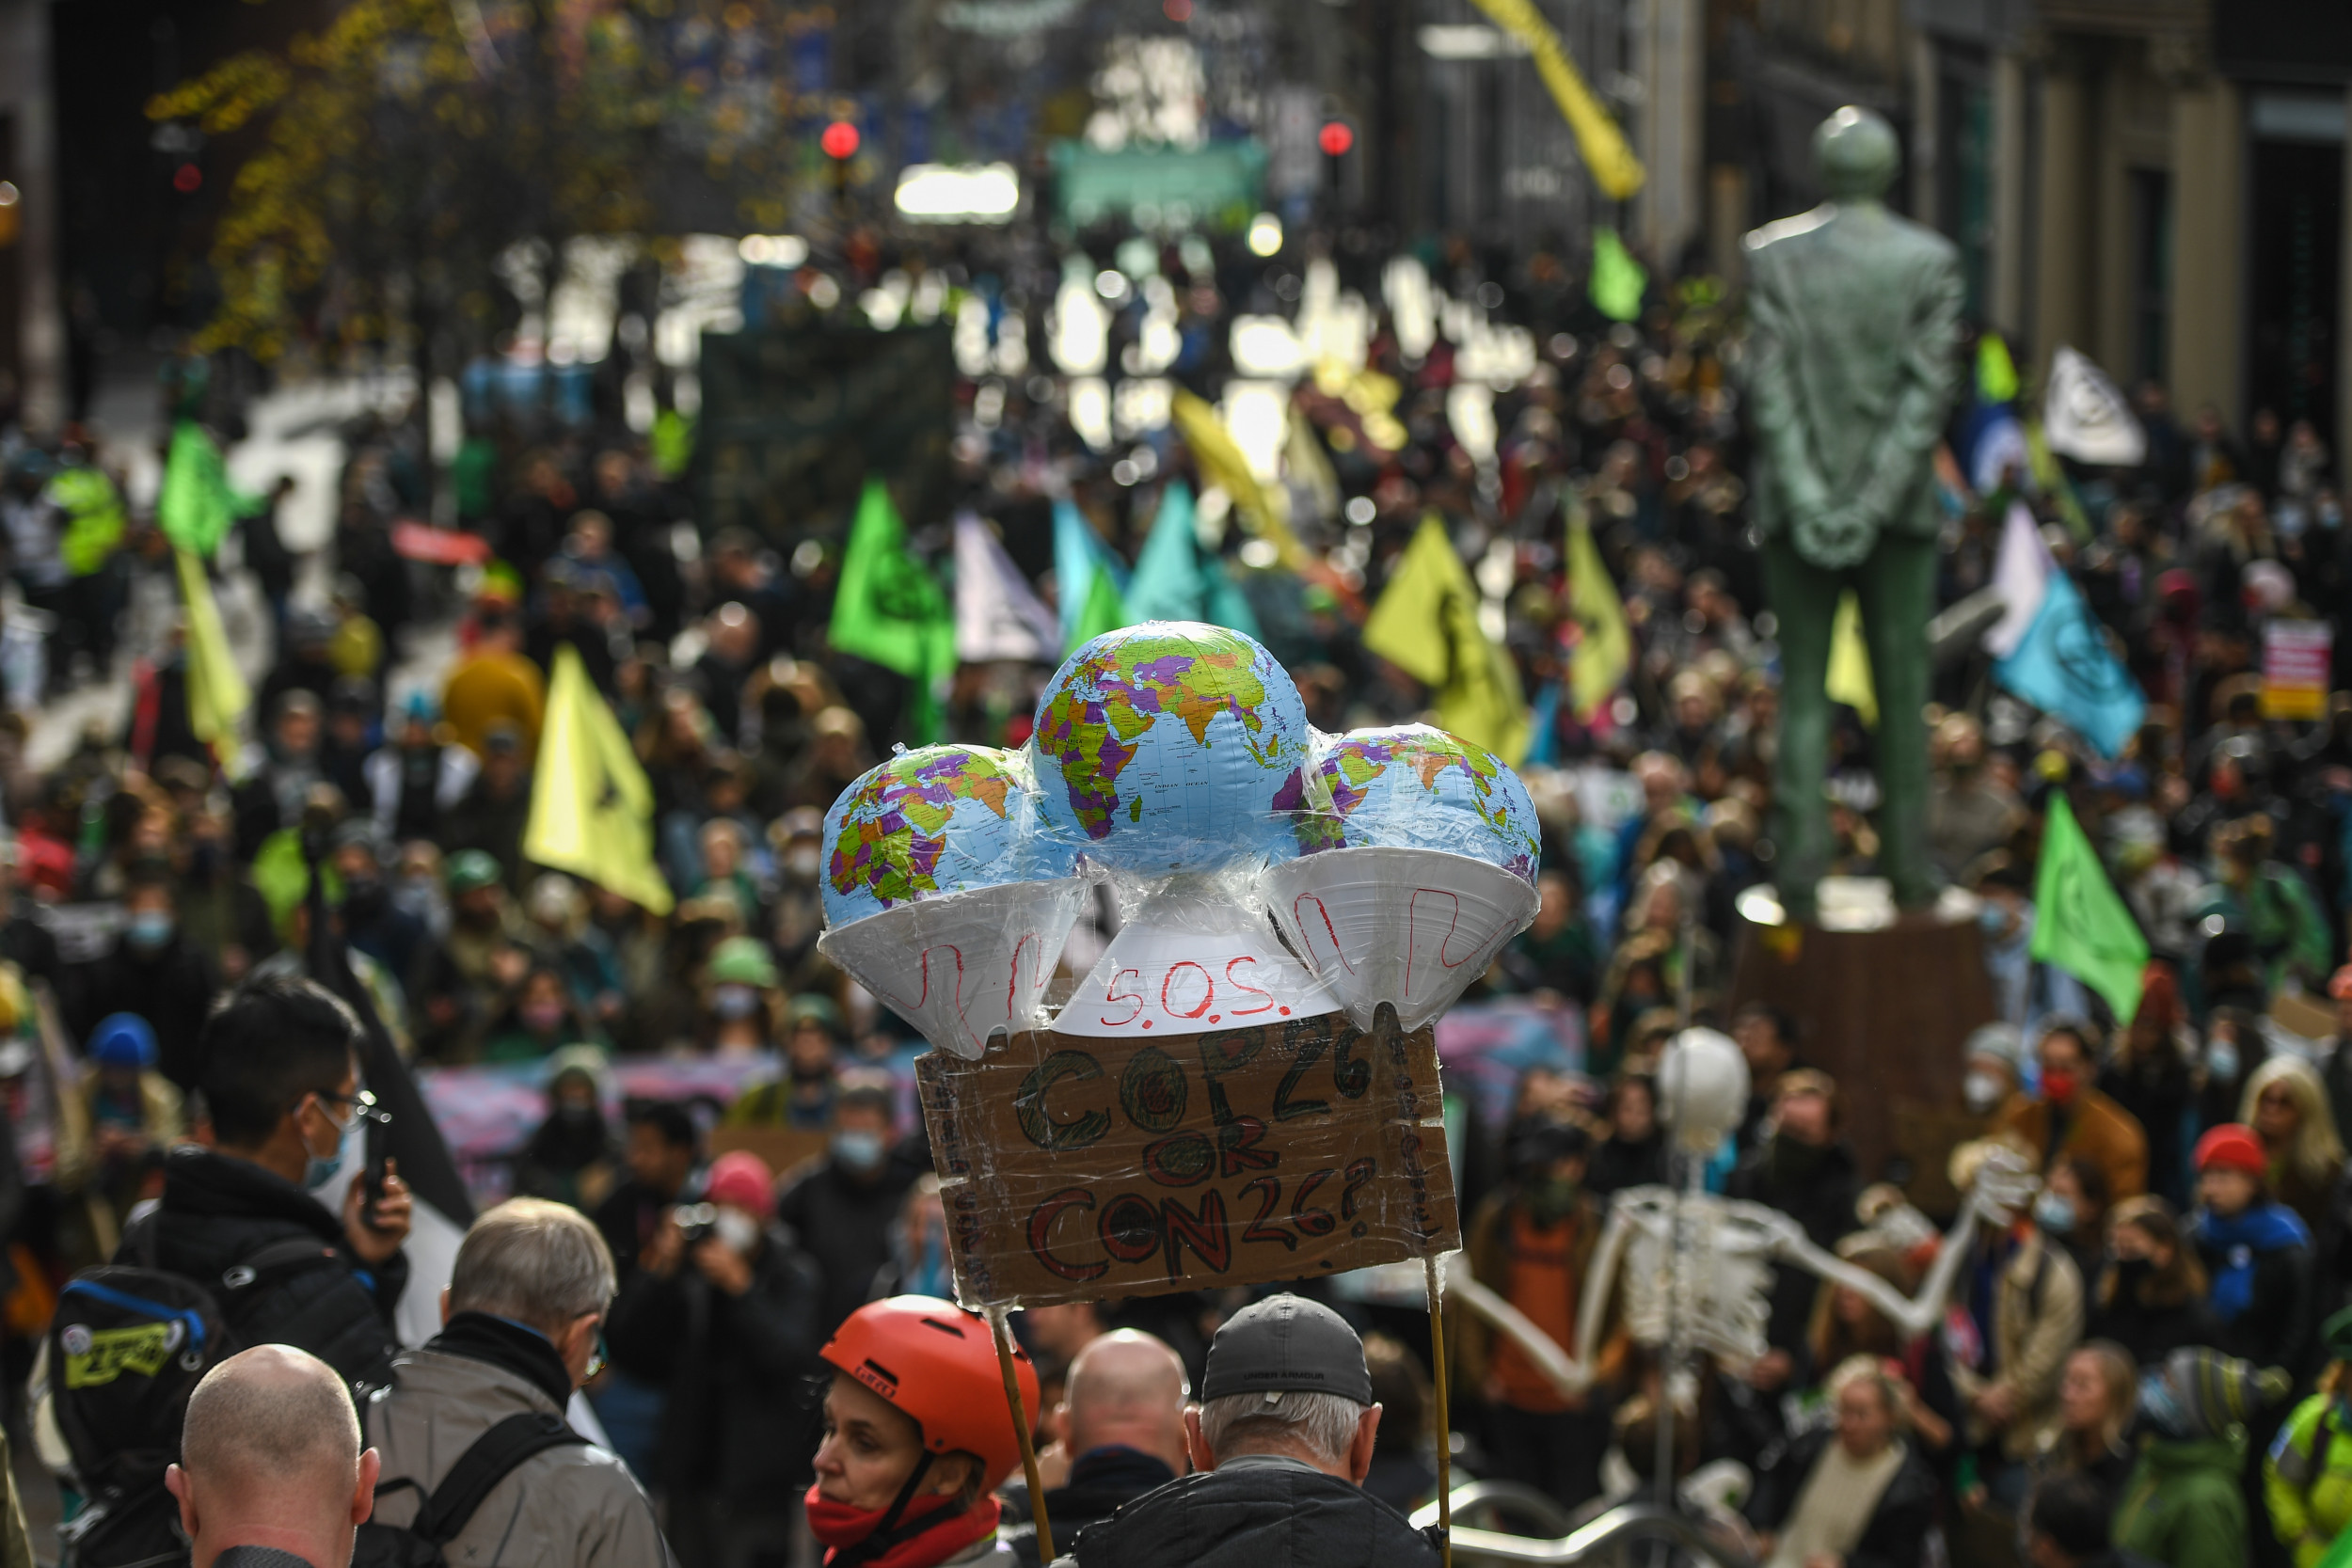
left=1727, top=879, right=1997, bottom=1212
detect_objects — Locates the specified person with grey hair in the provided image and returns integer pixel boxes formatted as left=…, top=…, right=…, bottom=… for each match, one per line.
left=167, top=1345, right=380, bottom=1568
left=362, top=1198, right=675, bottom=1567
left=1059, top=1294, right=1440, bottom=1567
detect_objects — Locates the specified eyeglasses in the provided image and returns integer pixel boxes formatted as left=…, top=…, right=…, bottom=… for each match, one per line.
left=310, top=1088, right=392, bottom=1129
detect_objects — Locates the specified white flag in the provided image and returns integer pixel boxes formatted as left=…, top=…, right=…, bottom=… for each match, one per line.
left=1984, top=501, right=2052, bottom=659
left=2043, top=344, right=2145, bottom=466
left=954, top=512, right=1058, bottom=662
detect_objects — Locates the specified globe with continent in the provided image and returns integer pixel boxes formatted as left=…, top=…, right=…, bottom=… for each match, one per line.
left=822, top=745, right=1060, bottom=927
left=1295, top=724, right=1540, bottom=881
left=1029, top=621, right=1311, bottom=872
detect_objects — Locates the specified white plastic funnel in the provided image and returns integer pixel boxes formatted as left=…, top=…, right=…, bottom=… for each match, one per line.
left=818, top=878, right=1089, bottom=1059
left=1262, top=847, right=1538, bottom=1033
left=1057, top=874, right=1341, bottom=1038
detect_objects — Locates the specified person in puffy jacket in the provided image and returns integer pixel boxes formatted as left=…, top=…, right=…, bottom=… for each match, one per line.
left=2188, top=1123, right=2317, bottom=1375
left=2115, top=1347, right=2289, bottom=1568
left=1061, top=1293, right=1441, bottom=1568
left=119, top=975, right=410, bottom=1395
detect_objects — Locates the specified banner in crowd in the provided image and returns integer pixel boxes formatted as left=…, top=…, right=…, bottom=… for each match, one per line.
left=917, top=1010, right=1460, bottom=1307
left=696, top=322, right=955, bottom=543
left=2262, top=619, right=2333, bottom=721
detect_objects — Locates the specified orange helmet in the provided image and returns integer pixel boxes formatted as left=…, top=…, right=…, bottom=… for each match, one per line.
left=818, top=1295, right=1039, bottom=1492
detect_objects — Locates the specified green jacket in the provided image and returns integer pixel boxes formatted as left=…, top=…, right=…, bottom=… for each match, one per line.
left=2265, top=1393, right=2352, bottom=1568
left=2112, top=1433, right=2246, bottom=1568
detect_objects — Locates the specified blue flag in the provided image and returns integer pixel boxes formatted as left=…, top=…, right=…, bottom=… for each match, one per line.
left=1053, top=498, right=1129, bottom=653
left=1995, top=568, right=2145, bottom=758
left=1123, top=482, right=1261, bottom=638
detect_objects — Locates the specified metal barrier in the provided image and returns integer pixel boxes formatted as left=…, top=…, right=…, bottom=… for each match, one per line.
left=1406, top=1495, right=1753, bottom=1568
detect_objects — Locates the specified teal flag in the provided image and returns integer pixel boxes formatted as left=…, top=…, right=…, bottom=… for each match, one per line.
left=1053, top=499, right=1128, bottom=652
left=1122, top=483, right=1261, bottom=637
left=2029, top=793, right=2149, bottom=1021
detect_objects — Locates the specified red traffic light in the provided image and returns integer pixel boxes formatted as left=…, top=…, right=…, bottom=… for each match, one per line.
left=172, top=162, right=202, bottom=194
left=1317, top=121, right=1354, bottom=157
left=820, top=120, right=860, bottom=160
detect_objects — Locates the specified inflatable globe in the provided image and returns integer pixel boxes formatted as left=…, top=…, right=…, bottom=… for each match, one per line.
left=1295, top=724, right=1540, bottom=881
left=822, top=745, right=1062, bottom=927
left=1029, top=621, right=1311, bottom=873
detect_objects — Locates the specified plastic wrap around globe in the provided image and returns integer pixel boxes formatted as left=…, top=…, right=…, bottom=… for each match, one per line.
left=1659, top=1028, right=1749, bottom=1154
left=1293, top=723, right=1540, bottom=880
left=1029, top=621, right=1311, bottom=874
left=821, top=745, right=1067, bottom=929
left=1263, top=847, right=1539, bottom=1034
left=818, top=879, right=1089, bottom=1059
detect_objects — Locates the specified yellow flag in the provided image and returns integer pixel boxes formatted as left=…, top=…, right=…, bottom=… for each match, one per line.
left=1170, top=389, right=1308, bottom=569
left=523, top=643, right=675, bottom=914
left=1826, top=589, right=1878, bottom=728
left=173, top=546, right=249, bottom=760
left=1363, top=517, right=1531, bottom=765
left=1564, top=498, right=1630, bottom=721
left=1465, top=0, right=1645, bottom=199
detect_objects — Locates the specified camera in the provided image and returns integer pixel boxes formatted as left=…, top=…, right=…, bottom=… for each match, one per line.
left=673, top=1202, right=719, bottom=1243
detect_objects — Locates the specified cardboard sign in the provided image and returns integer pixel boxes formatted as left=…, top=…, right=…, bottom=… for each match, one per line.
left=2263, top=620, right=2332, bottom=721
left=918, top=1008, right=1459, bottom=1307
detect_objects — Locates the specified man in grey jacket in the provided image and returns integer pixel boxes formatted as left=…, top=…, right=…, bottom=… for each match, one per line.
left=365, top=1198, right=675, bottom=1567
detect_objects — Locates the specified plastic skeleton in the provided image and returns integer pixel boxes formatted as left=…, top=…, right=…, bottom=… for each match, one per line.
left=1444, top=1031, right=2042, bottom=1399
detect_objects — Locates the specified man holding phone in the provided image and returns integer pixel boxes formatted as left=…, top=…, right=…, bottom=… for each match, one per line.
left=121, top=974, right=414, bottom=1395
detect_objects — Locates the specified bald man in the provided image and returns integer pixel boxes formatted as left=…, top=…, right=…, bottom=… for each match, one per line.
left=166, top=1346, right=381, bottom=1568
left=1008, top=1329, right=1189, bottom=1567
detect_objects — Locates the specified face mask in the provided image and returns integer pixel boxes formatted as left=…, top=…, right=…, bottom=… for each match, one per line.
left=304, top=1098, right=360, bottom=1191
left=556, top=1101, right=597, bottom=1127
left=833, top=1128, right=886, bottom=1173
left=2111, top=1255, right=2154, bottom=1294
left=2032, top=1191, right=2075, bottom=1235
left=126, top=912, right=174, bottom=951
left=2042, top=1069, right=2078, bottom=1106
left=786, top=847, right=821, bottom=882
left=713, top=985, right=760, bottom=1021
left=1963, top=1070, right=2007, bottom=1116
left=2207, top=1041, right=2240, bottom=1084
left=1524, top=1176, right=1580, bottom=1224
left=521, top=1002, right=565, bottom=1034
left=713, top=1208, right=761, bottom=1254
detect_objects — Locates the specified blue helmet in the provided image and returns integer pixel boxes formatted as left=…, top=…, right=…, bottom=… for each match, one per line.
left=89, top=1013, right=158, bottom=1071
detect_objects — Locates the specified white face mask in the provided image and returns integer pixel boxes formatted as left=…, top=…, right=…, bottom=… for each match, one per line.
left=1963, top=1070, right=2007, bottom=1116
left=713, top=1209, right=761, bottom=1255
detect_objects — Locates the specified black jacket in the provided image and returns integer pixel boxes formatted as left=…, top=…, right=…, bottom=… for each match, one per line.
left=121, top=1147, right=405, bottom=1392
left=1724, top=1136, right=1860, bottom=1355
left=1745, top=1430, right=1936, bottom=1568
left=603, top=1221, right=824, bottom=1505
left=1006, top=1446, right=1178, bottom=1567
left=775, top=1156, right=916, bottom=1337
left=1069, top=1456, right=1441, bottom=1568
left=67, top=932, right=217, bottom=1090
left=2087, top=1287, right=2225, bottom=1370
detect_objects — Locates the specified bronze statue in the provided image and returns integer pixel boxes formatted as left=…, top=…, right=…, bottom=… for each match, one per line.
left=1743, top=106, right=1964, bottom=922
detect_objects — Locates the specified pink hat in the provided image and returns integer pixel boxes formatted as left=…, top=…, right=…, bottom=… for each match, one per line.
left=707, top=1149, right=775, bottom=1212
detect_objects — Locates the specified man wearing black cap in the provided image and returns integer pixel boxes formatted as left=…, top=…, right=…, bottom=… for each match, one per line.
left=1058, top=1293, right=1441, bottom=1567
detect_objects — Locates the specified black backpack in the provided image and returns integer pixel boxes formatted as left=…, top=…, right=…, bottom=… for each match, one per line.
left=352, top=1412, right=588, bottom=1568
left=47, top=1234, right=351, bottom=1568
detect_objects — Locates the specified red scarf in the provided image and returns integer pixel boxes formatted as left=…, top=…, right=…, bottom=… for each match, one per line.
left=805, top=1482, right=1001, bottom=1568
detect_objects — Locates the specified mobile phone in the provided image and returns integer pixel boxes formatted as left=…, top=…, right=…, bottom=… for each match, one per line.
left=362, top=1111, right=389, bottom=1227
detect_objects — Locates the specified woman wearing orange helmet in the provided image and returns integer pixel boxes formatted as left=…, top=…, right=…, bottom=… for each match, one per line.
left=809, top=1294, right=1041, bottom=1568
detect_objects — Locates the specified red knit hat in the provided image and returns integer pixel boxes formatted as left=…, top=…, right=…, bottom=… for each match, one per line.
left=2329, top=964, right=2352, bottom=1002
left=2194, top=1123, right=2267, bottom=1177
left=707, top=1149, right=775, bottom=1212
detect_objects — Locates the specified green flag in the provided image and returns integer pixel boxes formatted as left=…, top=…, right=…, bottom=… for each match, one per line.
left=2029, top=793, right=2149, bottom=1021
left=158, top=420, right=262, bottom=559
left=1977, top=332, right=2020, bottom=404
left=1363, top=517, right=1530, bottom=765
left=1590, top=228, right=1646, bottom=323
left=830, top=478, right=956, bottom=743
left=1073, top=566, right=1127, bottom=648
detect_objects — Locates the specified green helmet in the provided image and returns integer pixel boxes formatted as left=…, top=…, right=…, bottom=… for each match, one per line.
left=446, top=849, right=503, bottom=895
left=707, top=936, right=779, bottom=989
left=785, top=993, right=844, bottom=1035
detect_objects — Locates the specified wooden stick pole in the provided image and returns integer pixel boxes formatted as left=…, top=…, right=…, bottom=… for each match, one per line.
left=988, top=1307, right=1055, bottom=1562
left=1425, top=1252, right=1454, bottom=1568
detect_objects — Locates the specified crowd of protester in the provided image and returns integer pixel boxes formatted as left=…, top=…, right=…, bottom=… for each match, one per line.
left=0, top=214, right=2348, bottom=1568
